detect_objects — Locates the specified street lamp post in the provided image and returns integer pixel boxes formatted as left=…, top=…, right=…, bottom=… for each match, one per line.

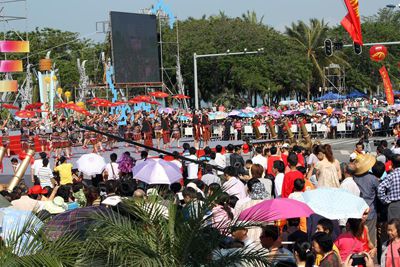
left=193, top=48, right=264, bottom=110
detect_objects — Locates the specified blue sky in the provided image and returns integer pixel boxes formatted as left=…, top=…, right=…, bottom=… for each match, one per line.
left=1, top=0, right=393, bottom=42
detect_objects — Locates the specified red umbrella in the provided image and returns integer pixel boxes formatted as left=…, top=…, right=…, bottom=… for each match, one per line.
left=132, top=95, right=151, bottom=103
left=149, top=91, right=169, bottom=98
left=2, top=103, right=19, bottom=110
left=128, top=98, right=140, bottom=104
left=16, top=110, right=36, bottom=118
left=55, top=102, right=67, bottom=109
left=114, top=101, right=126, bottom=106
left=87, top=98, right=103, bottom=103
left=148, top=100, right=161, bottom=106
left=172, top=94, right=190, bottom=99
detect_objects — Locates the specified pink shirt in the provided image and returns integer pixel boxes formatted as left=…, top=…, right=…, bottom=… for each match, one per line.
left=386, top=240, right=400, bottom=267
left=334, top=232, right=364, bottom=262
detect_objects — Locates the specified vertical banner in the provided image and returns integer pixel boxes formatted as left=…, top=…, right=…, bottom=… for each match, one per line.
left=379, top=66, right=394, bottom=105
left=341, top=0, right=363, bottom=45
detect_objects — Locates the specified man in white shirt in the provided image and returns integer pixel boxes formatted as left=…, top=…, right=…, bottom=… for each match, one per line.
left=31, top=152, right=47, bottom=182
left=104, top=153, right=119, bottom=180
left=339, top=162, right=360, bottom=227
left=201, top=165, right=221, bottom=186
left=214, top=145, right=226, bottom=176
left=251, top=146, right=267, bottom=172
left=186, top=147, right=199, bottom=180
left=272, top=160, right=285, bottom=198
left=222, top=166, right=247, bottom=200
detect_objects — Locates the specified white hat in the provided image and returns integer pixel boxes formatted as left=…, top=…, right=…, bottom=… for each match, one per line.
left=282, top=143, right=290, bottom=149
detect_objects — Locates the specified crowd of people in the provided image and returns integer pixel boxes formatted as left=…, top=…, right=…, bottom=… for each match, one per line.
left=1, top=129, right=400, bottom=265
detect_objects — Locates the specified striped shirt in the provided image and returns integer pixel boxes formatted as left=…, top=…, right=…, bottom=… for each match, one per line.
left=37, top=166, right=54, bottom=188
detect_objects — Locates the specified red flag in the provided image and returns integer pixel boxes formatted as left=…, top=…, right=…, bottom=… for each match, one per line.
left=379, top=66, right=394, bottom=105
left=341, top=0, right=363, bottom=45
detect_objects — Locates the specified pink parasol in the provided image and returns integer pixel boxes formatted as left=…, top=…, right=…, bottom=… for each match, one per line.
left=238, top=198, right=314, bottom=222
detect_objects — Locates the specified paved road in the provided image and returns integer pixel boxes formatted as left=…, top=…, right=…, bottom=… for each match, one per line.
left=0, top=136, right=393, bottom=187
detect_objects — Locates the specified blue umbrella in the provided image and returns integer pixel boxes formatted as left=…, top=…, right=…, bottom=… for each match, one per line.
left=302, top=188, right=369, bottom=220
left=318, top=92, right=345, bottom=101
left=347, top=90, right=367, bottom=99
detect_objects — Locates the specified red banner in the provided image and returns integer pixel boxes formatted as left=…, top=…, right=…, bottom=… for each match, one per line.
left=341, top=0, right=363, bottom=45
left=379, top=66, right=394, bottom=105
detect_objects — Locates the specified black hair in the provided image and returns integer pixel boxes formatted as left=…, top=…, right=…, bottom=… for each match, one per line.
left=247, top=178, right=261, bottom=193
left=33, top=176, right=40, bottom=186
left=392, top=154, right=400, bottom=169
left=296, top=166, right=307, bottom=175
left=216, top=145, right=223, bottom=153
left=105, top=180, right=119, bottom=194
left=204, top=146, right=212, bottom=155
left=210, top=151, right=216, bottom=160
left=59, top=156, right=66, bottom=164
left=380, top=140, right=388, bottom=148
left=228, top=195, right=239, bottom=209
left=39, top=152, right=47, bottom=159
left=270, top=146, right=278, bottom=155
left=189, top=147, right=197, bottom=155
left=255, top=146, right=263, bottom=154
left=119, top=180, right=136, bottom=197
left=288, top=152, right=298, bottom=167
left=42, top=158, right=49, bottom=167
left=288, top=217, right=300, bottom=227
left=226, top=144, right=234, bottom=152
left=170, top=182, right=182, bottom=194
left=293, top=178, right=305, bottom=191
left=72, top=183, right=84, bottom=193
left=182, top=143, right=190, bottom=150
left=182, top=187, right=197, bottom=199
left=262, top=225, right=279, bottom=241
left=372, top=161, right=385, bottom=179
left=347, top=218, right=363, bottom=238
left=224, top=166, right=237, bottom=177
left=140, top=151, right=148, bottom=159
left=56, top=185, right=71, bottom=202
left=317, top=218, right=334, bottom=235
left=312, top=232, right=333, bottom=253
left=273, top=160, right=285, bottom=173
left=193, top=180, right=205, bottom=191
left=110, top=153, right=117, bottom=162
left=356, top=142, right=364, bottom=149
left=216, top=192, right=233, bottom=220
left=293, top=241, right=315, bottom=267
left=376, top=145, right=384, bottom=155
left=172, top=151, right=180, bottom=159
left=11, top=158, right=18, bottom=163
left=245, top=159, right=253, bottom=165
left=293, top=145, right=301, bottom=153
left=388, top=218, right=400, bottom=236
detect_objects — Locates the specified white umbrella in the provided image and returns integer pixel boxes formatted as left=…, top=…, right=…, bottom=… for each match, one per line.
left=302, top=188, right=369, bottom=220
left=132, top=158, right=182, bottom=185
left=76, top=153, right=106, bottom=176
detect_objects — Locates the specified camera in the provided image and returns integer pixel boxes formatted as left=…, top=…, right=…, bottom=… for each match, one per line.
left=350, top=254, right=366, bottom=266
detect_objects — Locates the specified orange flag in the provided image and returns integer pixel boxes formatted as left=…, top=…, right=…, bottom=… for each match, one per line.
left=341, top=0, right=363, bottom=45
left=379, top=66, right=394, bottom=105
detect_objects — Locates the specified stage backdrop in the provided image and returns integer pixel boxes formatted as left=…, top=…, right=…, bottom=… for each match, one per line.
left=110, top=11, right=161, bottom=84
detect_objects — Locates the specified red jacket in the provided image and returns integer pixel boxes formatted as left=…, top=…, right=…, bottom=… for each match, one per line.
left=281, top=170, right=304, bottom=198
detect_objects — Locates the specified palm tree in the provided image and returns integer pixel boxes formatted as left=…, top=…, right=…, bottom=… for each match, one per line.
left=285, top=19, right=348, bottom=100
left=241, top=10, right=264, bottom=25
left=2, top=195, right=272, bottom=266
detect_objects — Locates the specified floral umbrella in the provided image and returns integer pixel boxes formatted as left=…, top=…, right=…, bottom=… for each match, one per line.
left=55, top=102, right=67, bottom=109
left=149, top=91, right=169, bottom=98
left=132, top=95, right=152, bottom=103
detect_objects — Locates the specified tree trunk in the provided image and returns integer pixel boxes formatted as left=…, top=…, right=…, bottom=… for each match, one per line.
left=307, top=78, right=311, bottom=101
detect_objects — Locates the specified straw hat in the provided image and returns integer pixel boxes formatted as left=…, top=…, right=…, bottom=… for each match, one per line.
left=354, top=154, right=376, bottom=176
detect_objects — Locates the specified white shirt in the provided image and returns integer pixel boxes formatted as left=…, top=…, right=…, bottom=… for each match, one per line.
left=251, top=154, right=267, bottom=171
left=37, top=166, right=54, bottom=188
left=201, top=173, right=221, bottom=186
left=274, top=173, right=284, bottom=198
left=171, top=159, right=182, bottom=169
left=307, top=153, right=319, bottom=166
left=32, top=159, right=44, bottom=176
left=392, top=147, right=400, bottom=155
left=340, top=177, right=360, bottom=196
left=215, top=153, right=226, bottom=175
left=223, top=176, right=247, bottom=200
left=187, top=155, right=199, bottom=179
left=105, top=162, right=119, bottom=180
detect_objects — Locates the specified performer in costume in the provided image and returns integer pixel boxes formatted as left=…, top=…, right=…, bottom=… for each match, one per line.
left=192, top=112, right=201, bottom=149
left=0, top=117, right=10, bottom=157
left=20, top=120, right=30, bottom=152
left=132, top=124, right=142, bottom=153
left=142, top=116, right=153, bottom=147
left=154, top=121, right=162, bottom=149
left=252, top=116, right=261, bottom=139
left=124, top=123, right=133, bottom=148
left=161, top=114, right=170, bottom=149
left=201, top=112, right=211, bottom=147
left=170, top=122, right=181, bottom=148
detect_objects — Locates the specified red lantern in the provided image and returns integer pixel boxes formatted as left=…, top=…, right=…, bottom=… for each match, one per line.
left=369, top=45, right=388, bottom=62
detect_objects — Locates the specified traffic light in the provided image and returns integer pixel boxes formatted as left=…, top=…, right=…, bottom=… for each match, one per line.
left=354, top=42, right=362, bottom=55
left=324, top=39, right=333, bottom=56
